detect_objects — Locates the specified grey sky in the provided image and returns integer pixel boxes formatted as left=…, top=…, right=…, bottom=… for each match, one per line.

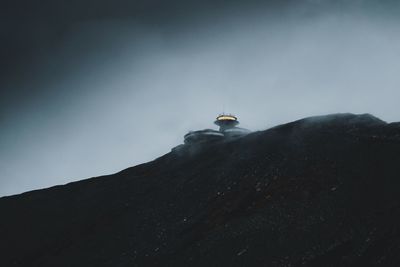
left=1, top=1, right=400, bottom=196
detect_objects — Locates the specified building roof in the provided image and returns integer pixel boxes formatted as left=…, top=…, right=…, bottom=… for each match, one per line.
left=216, top=114, right=237, bottom=121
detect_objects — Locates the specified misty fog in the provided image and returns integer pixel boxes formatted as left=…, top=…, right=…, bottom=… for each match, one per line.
left=1, top=2, right=400, bottom=196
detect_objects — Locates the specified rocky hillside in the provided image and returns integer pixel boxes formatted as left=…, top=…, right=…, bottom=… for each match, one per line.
left=1, top=113, right=400, bottom=266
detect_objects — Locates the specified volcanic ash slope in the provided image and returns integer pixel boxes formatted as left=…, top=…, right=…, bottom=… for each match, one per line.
left=1, top=113, right=400, bottom=266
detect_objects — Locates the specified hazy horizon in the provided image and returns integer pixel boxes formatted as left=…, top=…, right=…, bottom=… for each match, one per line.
left=2, top=0, right=400, bottom=196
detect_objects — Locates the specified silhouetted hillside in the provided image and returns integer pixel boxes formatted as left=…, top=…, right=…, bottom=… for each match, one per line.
left=1, top=113, right=400, bottom=266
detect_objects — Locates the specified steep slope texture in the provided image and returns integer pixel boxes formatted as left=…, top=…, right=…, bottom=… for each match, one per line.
left=1, top=113, right=400, bottom=267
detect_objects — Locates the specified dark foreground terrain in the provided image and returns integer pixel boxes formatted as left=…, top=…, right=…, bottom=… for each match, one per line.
left=2, top=113, right=400, bottom=267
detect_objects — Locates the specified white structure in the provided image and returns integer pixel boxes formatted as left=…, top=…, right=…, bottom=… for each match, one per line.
left=183, top=114, right=250, bottom=144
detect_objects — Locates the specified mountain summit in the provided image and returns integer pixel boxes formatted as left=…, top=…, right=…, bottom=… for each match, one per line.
left=1, top=113, right=400, bottom=267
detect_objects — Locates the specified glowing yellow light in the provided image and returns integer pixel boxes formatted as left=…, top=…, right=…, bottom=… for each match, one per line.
left=217, top=115, right=237, bottom=121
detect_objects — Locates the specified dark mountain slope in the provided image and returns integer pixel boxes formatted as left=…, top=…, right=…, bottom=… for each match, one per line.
left=1, top=113, right=400, bottom=267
